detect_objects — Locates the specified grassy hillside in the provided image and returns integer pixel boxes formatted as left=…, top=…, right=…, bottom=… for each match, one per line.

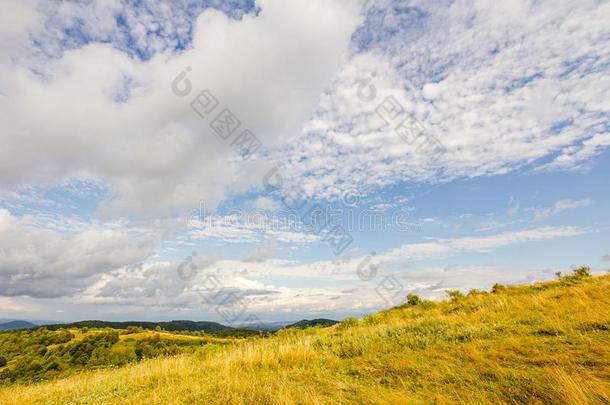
left=1, top=272, right=609, bottom=404
left=0, top=326, right=238, bottom=385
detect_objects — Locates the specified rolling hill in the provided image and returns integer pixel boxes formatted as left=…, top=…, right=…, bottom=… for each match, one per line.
left=42, top=320, right=234, bottom=333
left=284, top=318, right=339, bottom=329
left=1, top=271, right=609, bottom=404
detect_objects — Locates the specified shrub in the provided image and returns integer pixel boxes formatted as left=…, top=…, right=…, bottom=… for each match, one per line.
left=447, top=290, right=464, bottom=301
left=124, top=326, right=142, bottom=335
left=573, top=266, right=591, bottom=278
left=44, top=360, right=61, bottom=372
left=362, top=315, right=380, bottom=325
left=492, top=283, right=505, bottom=293
left=406, top=294, right=422, bottom=306
left=337, top=317, right=358, bottom=330
left=0, top=356, right=6, bottom=367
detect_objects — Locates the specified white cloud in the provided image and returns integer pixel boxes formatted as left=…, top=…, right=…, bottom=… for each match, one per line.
left=0, top=0, right=42, bottom=61
left=187, top=210, right=319, bottom=245
left=395, top=264, right=567, bottom=300
left=376, top=226, right=586, bottom=265
left=245, top=196, right=281, bottom=211
left=75, top=257, right=361, bottom=315
left=273, top=0, right=610, bottom=199
left=533, top=198, right=594, bottom=221
left=245, top=237, right=277, bottom=263
left=0, top=297, right=30, bottom=313
left=0, top=209, right=159, bottom=298
left=542, top=133, right=610, bottom=171
left=0, top=0, right=362, bottom=216
left=74, top=225, right=585, bottom=314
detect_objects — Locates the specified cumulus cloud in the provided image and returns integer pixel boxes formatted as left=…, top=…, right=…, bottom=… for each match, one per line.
left=75, top=225, right=585, bottom=315
left=0, top=0, right=41, bottom=61
left=31, top=0, right=257, bottom=60
left=0, top=209, right=159, bottom=298
left=75, top=257, right=362, bottom=317
left=0, top=0, right=362, bottom=216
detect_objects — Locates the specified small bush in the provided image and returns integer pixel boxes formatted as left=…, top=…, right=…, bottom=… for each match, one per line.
left=446, top=290, right=464, bottom=301
left=492, top=283, right=505, bottom=293
left=123, top=326, right=142, bottom=335
left=572, top=266, right=591, bottom=278
left=406, top=294, right=422, bottom=306
left=561, top=266, right=593, bottom=284
left=337, top=317, right=358, bottom=330
left=420, top=300, right=435, bottom=309
left=362, top=315, right=380, bottom=325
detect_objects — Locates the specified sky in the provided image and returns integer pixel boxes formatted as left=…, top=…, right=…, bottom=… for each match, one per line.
left=0, top=0, right=609, bottom=325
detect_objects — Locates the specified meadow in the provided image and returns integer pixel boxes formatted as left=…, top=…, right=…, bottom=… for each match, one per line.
left=1, top=269, right=608, bottom=404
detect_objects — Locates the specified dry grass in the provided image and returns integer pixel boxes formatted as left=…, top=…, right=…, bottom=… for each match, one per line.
left=1, top=274, right=609, bottom=404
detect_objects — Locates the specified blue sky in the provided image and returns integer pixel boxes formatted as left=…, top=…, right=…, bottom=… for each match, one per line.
left=0, top=0, right=609, bottom=325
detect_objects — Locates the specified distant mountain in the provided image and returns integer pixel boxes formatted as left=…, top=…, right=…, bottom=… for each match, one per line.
left=32, top=319, right=339, bottom=334
left=42, top=320, right=233, bottom=333
left=0, top=319, right=58, bottom=325
left=237, top=321, right=293, bottom=331
left=0, top=320, right=37, bottom=331
left=284, top=319, right=338, bottom=329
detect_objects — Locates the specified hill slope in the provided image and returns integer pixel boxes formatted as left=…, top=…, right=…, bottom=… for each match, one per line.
left=2, top=273, right=609, bottom=404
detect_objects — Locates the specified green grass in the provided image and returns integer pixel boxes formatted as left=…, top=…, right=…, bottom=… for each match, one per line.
left=1, top=273, right=609, bottom=404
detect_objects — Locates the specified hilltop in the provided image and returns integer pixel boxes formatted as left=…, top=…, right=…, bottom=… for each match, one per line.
left=1, top=270, right=609, bottom=404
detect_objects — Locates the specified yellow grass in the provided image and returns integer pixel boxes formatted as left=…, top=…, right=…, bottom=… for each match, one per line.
left=2, top=274, right=609, bottom=404
left=117, top=330, right=235, bottom=343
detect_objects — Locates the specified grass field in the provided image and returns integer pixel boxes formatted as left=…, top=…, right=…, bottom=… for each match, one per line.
left=1, top=272, right=609, bottom=404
